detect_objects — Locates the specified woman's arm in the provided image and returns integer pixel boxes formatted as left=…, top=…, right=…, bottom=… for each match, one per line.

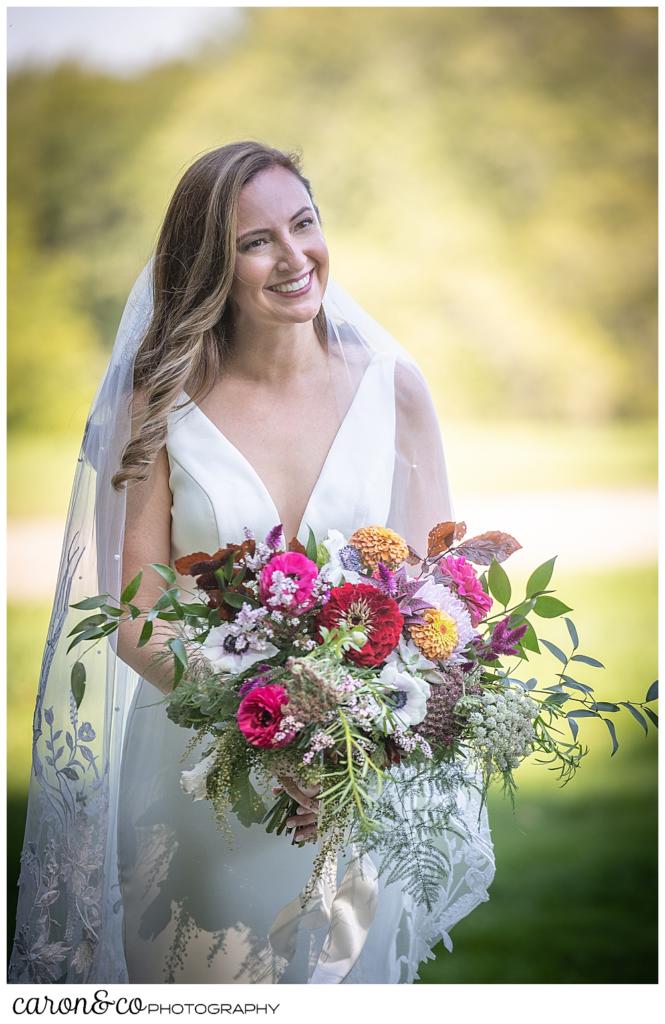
left=116, top=396, right=176, bottom=694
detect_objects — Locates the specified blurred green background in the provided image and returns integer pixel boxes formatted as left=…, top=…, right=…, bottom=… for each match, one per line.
left=7, top=7, right=657, bottom=982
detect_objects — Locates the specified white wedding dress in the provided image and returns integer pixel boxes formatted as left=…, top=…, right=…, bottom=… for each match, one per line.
left=117, top=349, right=496, bottom=984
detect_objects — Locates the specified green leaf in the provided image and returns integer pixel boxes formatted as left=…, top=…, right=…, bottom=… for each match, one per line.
left=643, top=707, right=659, bottom=729
left=603, top=717, right=619, bottom=756
left=70, top=661, right=86, bottom=709
left=526, top=557, right=557, bottom=598
left=150, top=562, right=177, bottom=585
left=127, top=603, right=142, bottom=619
left=570, top=654, right=605, bottom=669
left=231, top=567, right=247, bottom=587
left=567, top=709, right=600, bottom=719
left=568, top=717, right=579, bottom=742
left=646, top=680, right=658, bottom=703
left=520, top=620, right=541, bottom=654
left=305, top=525, right=318, bottom=562
left=230, top=772, right=268, bottom=827
left=487, top=558, right=511, bottom=607
left=66, top=622, right=116, bottom=654
left=621, top=702, right=648, bottom=736
left=121, top=571, right=143, bottom=605
left=559, top=674, right=593, bottom=695
left=67, top=613, right=107, bottom=636
left=540, top=638, right=567, bottom=665
left=223, top=590, right=249, bottom=609
left=101, top=604, right=123, bottom=617
left=137, top=620, right=154, bottom=648
left=533, top=596, right=573, bottom=618
left=564, top=617, right=579, bottom=649
left=70, top=595, right=109, bottom=611
left=172, top=657, right=185, bottom=688
left=592, top=701, right=620, bottom=713
left=168, top=637, right=188, bottom=668
left=543, top=692, right=570, bottom=707
left=510, top=598, right=536, bottom=618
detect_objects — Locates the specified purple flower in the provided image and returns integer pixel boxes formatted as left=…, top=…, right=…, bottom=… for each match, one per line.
left=490, top=617, right=528, bottom=657
left=265, top=524, right=285, bottom=551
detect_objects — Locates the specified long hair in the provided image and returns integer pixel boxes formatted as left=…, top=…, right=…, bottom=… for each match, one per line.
left=112, top=140, right=327, bottom=490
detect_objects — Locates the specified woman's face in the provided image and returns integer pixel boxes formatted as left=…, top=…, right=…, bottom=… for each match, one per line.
left=229, top=165, right=329, bottom=329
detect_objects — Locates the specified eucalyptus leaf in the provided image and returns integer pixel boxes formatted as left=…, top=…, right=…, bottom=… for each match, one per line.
left=150, top=562, right=177, bottom=585
left=570, top=654, right=605, bottom=669
left=568, top=717, right=579, bottom=741
left=539, top=638, right=568, bottom=665
left=643, top=707, right=658, bottom=729
left=621, top=702, right=648, bottom=736
left=168, top=637, right=188, bottom=668
left=121, top=571, right=143, bottom=605
left=305, top=525, right=318, bottom=562
left=603, top=717, right=619, bottom=756
left=646, top=680, right=658, bottom=703
left=137, top=620, right=154, bottom=648
left=70, top=595, right=109, bottom=611
left=592, top=701, right=620, bottom=713
left=564, top=617, right=579, bottom=649
left=567, top=709, right=600, bottom=719
left=67, top=613, right=107, bottom=636
left=70, top=662, right=86, bottom=709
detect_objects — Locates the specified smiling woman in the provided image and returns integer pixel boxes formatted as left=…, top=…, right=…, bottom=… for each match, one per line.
left=10, top=140, right=494, bottom=985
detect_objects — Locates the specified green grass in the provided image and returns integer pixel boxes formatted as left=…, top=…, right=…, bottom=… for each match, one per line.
left=7, top=563, right=658, bottom=981
left=7, top=419, right=657, bottom=519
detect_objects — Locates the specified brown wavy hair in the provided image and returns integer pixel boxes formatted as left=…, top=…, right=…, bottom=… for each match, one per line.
left=112, top=140, right=327, bottom=490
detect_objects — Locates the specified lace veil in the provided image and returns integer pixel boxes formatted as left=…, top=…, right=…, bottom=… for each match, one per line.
left=9, top=256, right=495, bottom=984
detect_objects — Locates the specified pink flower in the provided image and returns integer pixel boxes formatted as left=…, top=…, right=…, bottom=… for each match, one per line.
left=259, top=552, right=319, bottom=613
left=436, top=555, right=492, bottom=627
left=237, top=685, right=294, bottom=748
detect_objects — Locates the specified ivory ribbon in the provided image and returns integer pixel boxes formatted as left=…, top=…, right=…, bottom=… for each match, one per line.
left=268, top=842, right=379, bottom=984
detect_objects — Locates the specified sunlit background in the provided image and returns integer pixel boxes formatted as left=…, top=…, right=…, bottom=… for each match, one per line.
left=7, top=6, right=658, bottom=982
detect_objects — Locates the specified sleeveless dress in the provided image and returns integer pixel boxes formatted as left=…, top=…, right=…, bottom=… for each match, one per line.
left=116, top=350, right=495, bottom=984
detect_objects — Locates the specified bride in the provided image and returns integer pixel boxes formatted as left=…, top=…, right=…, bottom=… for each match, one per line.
left=9, top=140, right=495, bottom=985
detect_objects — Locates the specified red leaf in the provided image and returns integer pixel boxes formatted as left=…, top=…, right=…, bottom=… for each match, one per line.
left=427, top=520, right=467, bottom=558
left=455, top=531, right=522, bottom=565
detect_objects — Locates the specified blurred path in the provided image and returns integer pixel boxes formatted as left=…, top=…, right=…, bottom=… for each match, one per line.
left=7, top=487, right=657, bottom=600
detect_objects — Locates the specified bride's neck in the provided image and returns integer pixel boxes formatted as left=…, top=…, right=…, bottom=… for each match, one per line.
left=223, top=317, right=325, bottom=385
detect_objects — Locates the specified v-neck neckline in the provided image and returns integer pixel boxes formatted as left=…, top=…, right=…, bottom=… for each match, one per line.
left=181, top=353, right=379, bottom=541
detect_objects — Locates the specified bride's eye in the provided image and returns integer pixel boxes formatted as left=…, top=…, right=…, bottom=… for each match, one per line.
left=244, top=237, right=268, bottom=251
left=297, top=218, right=314, bottom=229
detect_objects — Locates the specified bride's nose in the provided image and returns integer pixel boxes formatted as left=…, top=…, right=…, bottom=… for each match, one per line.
left=275, top=236, right=307, bottom=272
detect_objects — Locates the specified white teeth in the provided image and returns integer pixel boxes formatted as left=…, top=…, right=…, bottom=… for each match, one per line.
left=269, top=271, right=311, bottom=293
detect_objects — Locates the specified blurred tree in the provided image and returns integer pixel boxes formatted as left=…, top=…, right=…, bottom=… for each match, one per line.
left=7, top=6, right=656, bottom=436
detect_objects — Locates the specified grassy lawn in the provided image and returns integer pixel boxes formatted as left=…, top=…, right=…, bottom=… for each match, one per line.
left=7, top=563, right=658, bottom=981
left=8, top=419, right=657, bottom=520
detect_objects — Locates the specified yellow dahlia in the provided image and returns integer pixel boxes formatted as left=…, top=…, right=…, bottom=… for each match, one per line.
left=410, top=608, right=459, bottom=661
left=349, top=526, right=409, bottom=573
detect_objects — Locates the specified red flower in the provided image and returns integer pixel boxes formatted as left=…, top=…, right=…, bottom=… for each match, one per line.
left=316, top=582, right=403, bottom=667
left=237, top=685, right=294, bottom=748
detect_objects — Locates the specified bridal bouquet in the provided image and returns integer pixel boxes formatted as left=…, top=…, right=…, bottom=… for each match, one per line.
left=68, top=521, right=658, bottom=910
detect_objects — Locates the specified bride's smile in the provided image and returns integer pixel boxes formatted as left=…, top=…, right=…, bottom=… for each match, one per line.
left=229, top=163, right=329, bottom=336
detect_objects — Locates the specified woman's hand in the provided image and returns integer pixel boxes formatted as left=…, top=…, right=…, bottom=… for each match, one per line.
left=273, top=772, right=321, bottom=845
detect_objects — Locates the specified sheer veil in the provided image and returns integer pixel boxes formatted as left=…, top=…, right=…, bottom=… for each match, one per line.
left=9, top=258, right=495, bottom=984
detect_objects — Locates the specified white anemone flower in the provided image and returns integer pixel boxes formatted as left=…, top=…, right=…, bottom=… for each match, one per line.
left=319, top=529, right=362, bottom=586
left=201, top=623, right=278, bottom=675
left=376, top=662, right=431, bottom=734
left=411, top=577, right=478, bottom=663
left=387, top=636, right=437, bottom=675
